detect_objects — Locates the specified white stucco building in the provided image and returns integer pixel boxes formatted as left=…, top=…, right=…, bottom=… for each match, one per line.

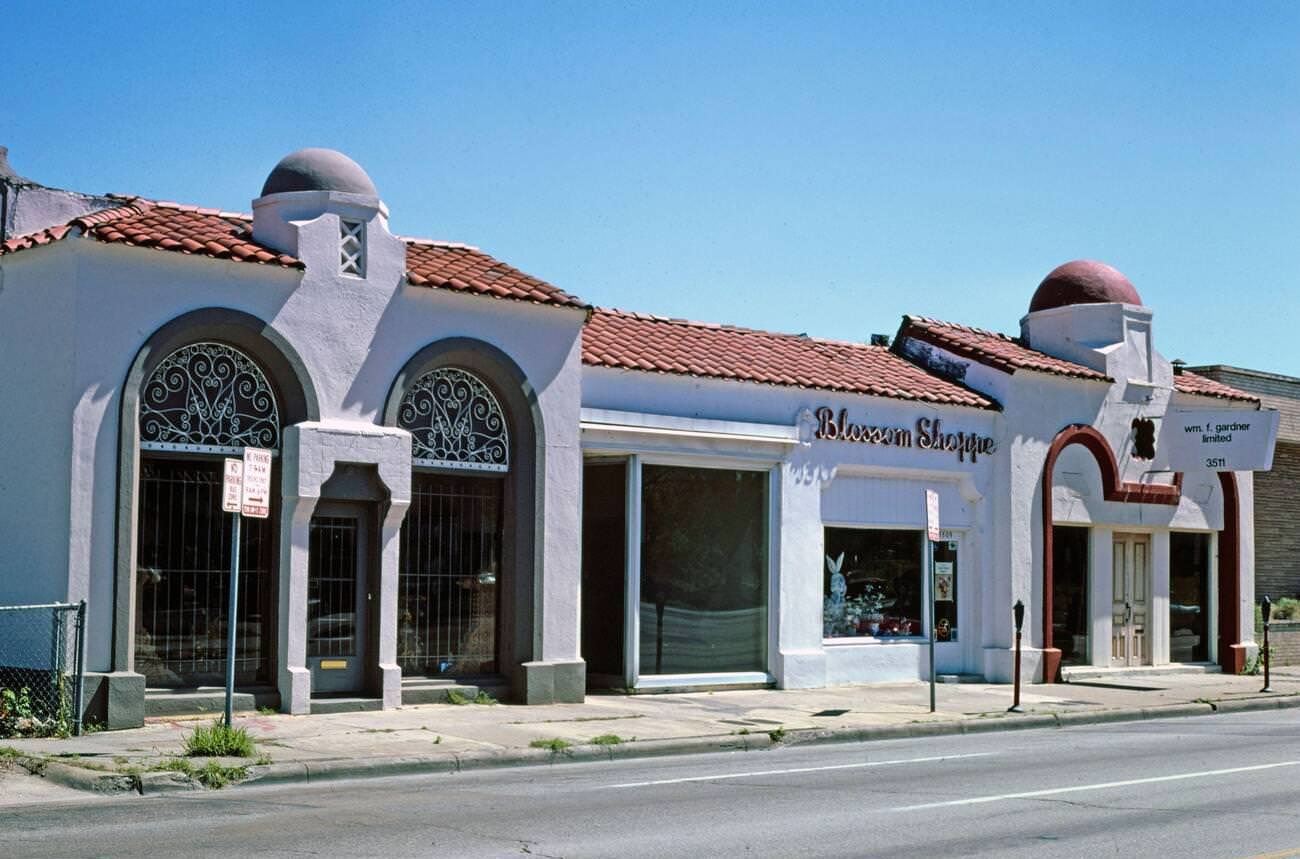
left=0, top=148, right=1270, bottom=728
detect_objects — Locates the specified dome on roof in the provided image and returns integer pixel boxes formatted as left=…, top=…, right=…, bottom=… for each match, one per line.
left=1029, top=260, right=1142, bottom=313
left=260, top=148, right=377, bottom=197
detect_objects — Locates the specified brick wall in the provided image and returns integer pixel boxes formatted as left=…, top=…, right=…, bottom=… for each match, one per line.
left=1265, top=621, right=1300, bottom=666
left=1254, top=441, right=1300, bottom=600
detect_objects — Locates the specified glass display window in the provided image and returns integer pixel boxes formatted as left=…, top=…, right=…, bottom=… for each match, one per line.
left=823, top=528, right=923, bottom=639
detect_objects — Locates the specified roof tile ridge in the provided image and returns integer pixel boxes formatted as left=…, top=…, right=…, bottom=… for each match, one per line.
left=907, top=314, right=1019, bottom=343
left=402, top=237, right=482, bottom=251
left=67, top=198, right=155, bottom=231
left=107, top=194, right=254, bottom=221
left=594, top=306, right=883, bottom=348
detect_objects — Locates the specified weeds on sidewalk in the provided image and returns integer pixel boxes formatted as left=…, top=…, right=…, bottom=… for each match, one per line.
left=183, top=722, right=257, bottom=758
left=198, top=760, right=249, bottom=789
left=590, top=734, right=622, bottom=745
left=446, top=689, right=471, bottom=705
left=768, top=727, right=786, bottom=743
left=149, top=756, right=251, bottom=789
left=530, top=738, right=572, bottom=753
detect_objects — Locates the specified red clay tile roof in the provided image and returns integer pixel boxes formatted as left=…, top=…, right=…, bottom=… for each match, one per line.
left=0, top=198, right=302, bottom=267
left=404, top=240, right=586, bottom=309
left=1, top=197, right=586, bottom=309
left=1173, top=371, right=1260, bottom=404
left=583, top=309, right=997, bottom=409
left=898, top=316, right=1112, bottom=381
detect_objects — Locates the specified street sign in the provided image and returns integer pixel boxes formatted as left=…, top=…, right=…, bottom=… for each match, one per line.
left=241, top=448, right=272, bottom=519
left=1160, top=409, right=1280, bottom=472
left=221, top=459, right=244, bottom=514
left=925, top=489, right=940, bottom=542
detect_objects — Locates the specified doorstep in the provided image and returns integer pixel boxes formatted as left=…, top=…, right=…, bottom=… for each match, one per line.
left=400, top=677, right=511, bottom=705
left=310, top=696, right=384, bottom=715
left=1061, top=663, right=1222, bottom=683
left=145, top=686, right=280, bottom=718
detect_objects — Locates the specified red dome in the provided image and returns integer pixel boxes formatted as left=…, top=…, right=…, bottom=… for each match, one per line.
left=1029, top=260, right=1142, bottom=313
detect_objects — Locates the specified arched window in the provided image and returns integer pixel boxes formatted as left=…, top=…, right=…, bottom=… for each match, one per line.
left=134, top=342, right=280, bottom=688
left=397, top=367, right=509, bottom=472
left=396, top=366, right=508, bottom=678
left=140, top=342, right=280, bottom=454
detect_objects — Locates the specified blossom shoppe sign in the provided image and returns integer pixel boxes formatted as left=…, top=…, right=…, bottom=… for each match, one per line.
left=813, top=407, right=996, bottom=463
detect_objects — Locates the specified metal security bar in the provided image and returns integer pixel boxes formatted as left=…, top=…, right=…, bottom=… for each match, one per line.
left=0, top=602, right=86, bottom=737
left=398, top=473, right=503, bottom=676
left=136, top=459, right=273, bottom=687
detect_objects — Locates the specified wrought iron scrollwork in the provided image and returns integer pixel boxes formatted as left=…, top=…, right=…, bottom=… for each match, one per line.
left=399, top=367, right=509, bottom=472
left=139, top=342, right=280, bottom=454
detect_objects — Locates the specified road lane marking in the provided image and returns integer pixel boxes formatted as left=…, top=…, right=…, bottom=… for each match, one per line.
left=889, top=760, right=1300, bottom=812
left=609, top=752, right=995, bottom=788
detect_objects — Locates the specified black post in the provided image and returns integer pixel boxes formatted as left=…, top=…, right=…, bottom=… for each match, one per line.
left=1261, top=595, right=1273, bottom=693
left=73, top=600, right=86, bottom=737
left=1009, top=599, right=1025, bottom=713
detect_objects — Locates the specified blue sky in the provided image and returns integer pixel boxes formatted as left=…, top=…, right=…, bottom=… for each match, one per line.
left=5, top=2, right=1298, bottom=370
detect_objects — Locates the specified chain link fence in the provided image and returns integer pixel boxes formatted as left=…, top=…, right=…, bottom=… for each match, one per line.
left=0, top=602, right=86, bottom=737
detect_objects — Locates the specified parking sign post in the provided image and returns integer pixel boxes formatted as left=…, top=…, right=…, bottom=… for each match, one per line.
left=925, top=490, right=940, bottom=714
left=221, top=449, right=271, bottom=728
left=221, top=458, right=244, bottom=728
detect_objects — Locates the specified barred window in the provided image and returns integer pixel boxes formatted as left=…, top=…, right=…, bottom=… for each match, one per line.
left=397, top=367, right=509, bottom=472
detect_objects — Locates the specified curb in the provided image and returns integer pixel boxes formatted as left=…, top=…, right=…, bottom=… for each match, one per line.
left=778, top=694, right=1300, bottom=748
left=242, top=733, right=772, bottom=787
left=25, top=693, right=1300, bottom=795
left=23, top=759, right=138, bottom=795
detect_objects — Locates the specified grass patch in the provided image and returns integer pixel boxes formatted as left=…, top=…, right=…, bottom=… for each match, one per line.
left=590, top=734, right=622, bottom=746
left=182, top=722, right=257, bottom=758
left=256, top=706, right=278, bottom=716
left=445, top=689, right=471, bottom=706
left=0, top=746, right=20, bottom=758
left=474, top=691, right=497, bottom=705
left=734, top=728, right=750, bottom=735
left=197, top=760, right=248, bottom=789
left=767, top=727, right=786, bottom=743
left=529, top=738, right=572, bottom=753
left=255, top=752, right=273, bottom=766
left=150, top=758, right=196, bottom=776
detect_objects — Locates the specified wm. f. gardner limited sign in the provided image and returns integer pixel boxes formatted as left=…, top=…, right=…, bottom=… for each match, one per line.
left=814, top=407, right=996, bottom=463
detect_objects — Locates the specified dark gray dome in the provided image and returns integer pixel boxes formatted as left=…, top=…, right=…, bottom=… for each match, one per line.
left=260, top=148, right=378, bottom=197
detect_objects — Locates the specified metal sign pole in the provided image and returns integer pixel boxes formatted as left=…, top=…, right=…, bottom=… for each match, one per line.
left=927, top=536, right=936, bottom=713
left=224, top=511, right=241, bottom=728
left=924, top=489, right=939, bottom=714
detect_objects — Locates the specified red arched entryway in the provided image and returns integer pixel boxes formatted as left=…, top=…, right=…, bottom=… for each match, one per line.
left=1039, top=424, right=1209, bottom=682
left=1216, top=472, right=1245, bottom=674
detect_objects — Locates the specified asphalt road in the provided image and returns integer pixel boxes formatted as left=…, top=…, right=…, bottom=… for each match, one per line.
left=6, top=708, right=1300, bottom=858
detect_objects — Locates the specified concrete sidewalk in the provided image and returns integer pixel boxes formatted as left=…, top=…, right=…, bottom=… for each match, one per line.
left=5, top=668, right=1300, bottom=800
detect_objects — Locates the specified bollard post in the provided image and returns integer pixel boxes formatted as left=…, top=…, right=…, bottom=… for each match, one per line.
left=1261, top=595, right=1273, bottom=693
left=1008, top=599, right=1025, bottom=713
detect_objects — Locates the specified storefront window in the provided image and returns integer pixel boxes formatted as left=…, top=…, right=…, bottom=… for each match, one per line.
left=933, top=539, right=958, bottom=642
left=1170, top=532, right=1211, bottom=663
left=639, top=465, right=768, bottom=675
left=823, top=528, right=923, bottom=639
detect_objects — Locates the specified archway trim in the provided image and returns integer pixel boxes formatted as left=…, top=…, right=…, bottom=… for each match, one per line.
left=114, top=307, right=318, bottom=672
left=1039, top=424, right=1183, bottom=683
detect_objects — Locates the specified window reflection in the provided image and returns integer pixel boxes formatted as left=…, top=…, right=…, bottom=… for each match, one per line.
left=639, top=466, right=768, bottom=675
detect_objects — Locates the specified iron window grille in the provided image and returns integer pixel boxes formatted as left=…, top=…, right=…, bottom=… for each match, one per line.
left=397, top=367, right=510, bottom=472
left=139, top=342, right=280, bottom=455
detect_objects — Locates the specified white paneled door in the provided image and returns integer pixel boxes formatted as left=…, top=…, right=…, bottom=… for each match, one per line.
left=1111, top=534, right=1150, bottom=667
